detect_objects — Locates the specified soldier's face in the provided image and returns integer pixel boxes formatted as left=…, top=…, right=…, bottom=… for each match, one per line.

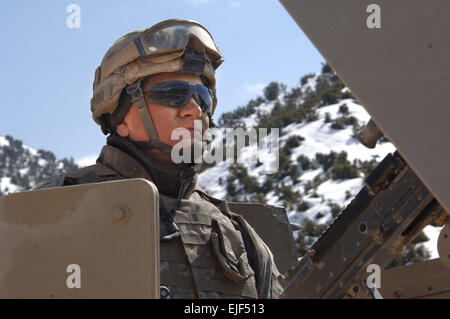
left=116, top=72, right=210, bottom=165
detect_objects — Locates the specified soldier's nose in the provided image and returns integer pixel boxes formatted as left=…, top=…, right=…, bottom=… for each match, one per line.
left=180, top=98, right=202, bottom=118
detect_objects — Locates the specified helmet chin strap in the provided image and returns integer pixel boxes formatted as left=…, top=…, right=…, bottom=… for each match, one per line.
left=125, top=80, right=210, bottom=161
left=124, top=79, right=173, bottom=158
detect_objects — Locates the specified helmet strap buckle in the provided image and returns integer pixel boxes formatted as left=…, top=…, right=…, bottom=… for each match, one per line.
left=125, top=80, right=160, bottom=141
left=126, top=80, right=146, bottom=110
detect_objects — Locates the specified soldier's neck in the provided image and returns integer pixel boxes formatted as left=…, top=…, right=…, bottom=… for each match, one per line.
left=103, top=134, right=200, bottom=199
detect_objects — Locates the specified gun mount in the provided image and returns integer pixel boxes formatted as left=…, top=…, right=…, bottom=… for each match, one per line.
left=281, top=151, right=449, bottom=298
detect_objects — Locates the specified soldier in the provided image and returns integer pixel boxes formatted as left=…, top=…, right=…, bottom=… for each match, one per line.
left=33, top=19, right=283, bottom=299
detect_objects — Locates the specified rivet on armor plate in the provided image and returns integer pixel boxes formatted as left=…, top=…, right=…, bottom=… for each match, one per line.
left=113, top=206, right=131, bottom=224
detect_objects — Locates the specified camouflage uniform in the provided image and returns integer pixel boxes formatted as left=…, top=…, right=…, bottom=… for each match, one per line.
left=33, top=134, right=284, bottom=298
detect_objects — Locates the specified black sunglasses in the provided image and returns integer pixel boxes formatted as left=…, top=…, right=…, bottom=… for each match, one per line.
left=143, top=81, right=213, bottom=114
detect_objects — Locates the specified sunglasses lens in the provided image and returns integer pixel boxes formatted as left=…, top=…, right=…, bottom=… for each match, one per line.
left=150, top=87, right=190, bottom=106
left=144, top=81, right=212, bottom=113
left=194, top=90, right=212, bottom=113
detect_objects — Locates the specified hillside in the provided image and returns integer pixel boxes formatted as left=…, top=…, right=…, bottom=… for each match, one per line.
left=0, top=135, right=79, bottom=195
left=197, top=64, right=441, bottom=263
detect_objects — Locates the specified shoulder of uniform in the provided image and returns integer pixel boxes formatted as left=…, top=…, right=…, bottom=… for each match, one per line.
left=63, top=163, right=120, bottom=181
left=31, top=163, right=122, bottom=191
left=190, top=185, right=222, bottom=204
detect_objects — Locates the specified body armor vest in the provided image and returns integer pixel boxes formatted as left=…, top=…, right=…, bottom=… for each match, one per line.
left=159, top=193, right=258, bottom=298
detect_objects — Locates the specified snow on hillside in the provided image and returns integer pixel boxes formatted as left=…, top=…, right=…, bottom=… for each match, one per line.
left=76, top=154, right=98, bottom=167
left=198, top=75, right=441, bottom=259
left=423, top=225, right=444, bottom=259
left=0, top=176, right=22, bottom=194
left=199, top=97, right=396, bottom=218
left=242, top=98, right=276, bottom=128
left=0, top=139, right=39, bottom=195
left=283, top=100, right=395, bottom=162
left=0, top=136, right=9, bottom=147
left=0, top=135, right=79, bottom=195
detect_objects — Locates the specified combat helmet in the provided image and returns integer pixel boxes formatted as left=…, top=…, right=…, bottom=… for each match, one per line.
left=91, top=19, right=224, bottom=156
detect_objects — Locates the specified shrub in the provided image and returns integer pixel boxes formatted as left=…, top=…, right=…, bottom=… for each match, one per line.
left=273, top=149, right=292, bottom=181
left=297, top=200, right=310, bottom=212
left=339, top=103, right=349, bottom=115
left=285, top=135, right=304, bottom=149
left=252, top=193, right=267, bottom=204
left=331, top=115, right=357, bottom=130
left=303, top=218, right=328, bottom=237
left=331, top=121, right=345, bottom=130
left=258, top=101, right=302, bottom=128
left=297, top=155, right=312, bottom=171
left=304, top=180, right=313, bottom=194
left=358, top=158, right=379, bottom=178
left=313, top=174, right=326, bottom=186
left=289, top=165, right=300, bottom=184
left=296, top=233, right=308, bottom=257
left=321, top=63, right=334, bottom=74
left=329, top=202, right=342, bottom=218
left=226, top=164, right=260, bottom=201
left=316, top=77, right=340, bottom=106
left=305, top=109, right=319, bottom=122
left=260, top=177, right=277, bottom=195
left=316, top=151, right=347, bottom=172
left=300, top=73, right=315, bottom=86
left=311, top=191, right=320, bottom=198
left=217, top=96, right=265, bottom=127
left=345, top=190, right=352, bottom=200
left=284, top=87, right=302, bottom=103
left=331, top=161, right=360, bottom=180
left=341, top=89, right=355, bottom=100
left=264, top=82, right=281, bottom=101
left=277, top=185, right=301, bottom=210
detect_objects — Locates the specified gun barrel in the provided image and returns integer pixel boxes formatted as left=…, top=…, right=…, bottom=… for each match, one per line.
left=282, top=152, right=441, bottom=299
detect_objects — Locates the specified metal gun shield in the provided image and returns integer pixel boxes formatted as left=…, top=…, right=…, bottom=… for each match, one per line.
left=0, top=178, right=159, bottom=298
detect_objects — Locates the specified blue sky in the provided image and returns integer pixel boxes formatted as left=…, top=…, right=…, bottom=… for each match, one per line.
left=0, top=0, right=324, bottom=160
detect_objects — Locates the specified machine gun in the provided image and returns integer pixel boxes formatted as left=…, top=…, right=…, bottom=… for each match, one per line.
left=281, top=150, right=449, bottom=298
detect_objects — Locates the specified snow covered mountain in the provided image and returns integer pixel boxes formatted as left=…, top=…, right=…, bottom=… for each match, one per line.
left=0, top=135, right=79, bottom=196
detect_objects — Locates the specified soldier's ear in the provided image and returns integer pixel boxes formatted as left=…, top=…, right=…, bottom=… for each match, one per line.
left=116, top=121, right=130, bottom=138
